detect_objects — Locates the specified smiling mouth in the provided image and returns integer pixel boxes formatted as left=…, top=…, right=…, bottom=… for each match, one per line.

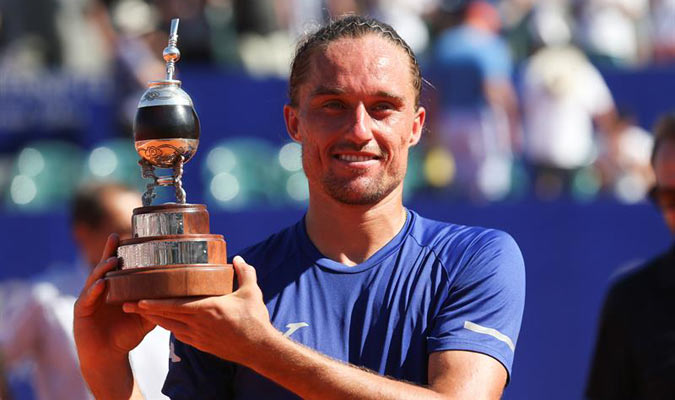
left=335, top=154, right=379, bottom=162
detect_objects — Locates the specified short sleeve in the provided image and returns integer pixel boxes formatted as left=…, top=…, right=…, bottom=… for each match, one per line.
left=580, top=65, right=614, bottom=116
left=427, top=230, right=525, bottom=379
left=162, top=335, right=236, bottom=399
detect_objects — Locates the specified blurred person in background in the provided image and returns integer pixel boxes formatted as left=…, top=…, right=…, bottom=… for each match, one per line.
left=497, top=0, right=539, bottom=63
left=520, top=4, right=617, bottom=200
left=0, top=0, right=110, bottom=76
left=595, top=108, right=654, bottom=203
left=572, top=0, right=650, bottom=66
left=0, top=182, right=169, bottom=400
left=429, top=0, right=521, bottom=201
left=0, top=0, right=62, bottom=72
left=88, top=0, right=166, bottom=135
left=649, top=0, right=675, bottom=63
left=231, top=0, right=293, bottom=76
left=231, top=0, right=368, bottom=77
left=365, top=0, right=433, bottom=55
left=586, top=113, right=675, bottom=399
left=152, top=0, right=212, bottom=63
left=227, top=0, right=301, bottom=77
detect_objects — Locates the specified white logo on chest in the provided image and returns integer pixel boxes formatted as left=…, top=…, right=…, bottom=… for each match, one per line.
left=283, top=322, right=309, bottom=338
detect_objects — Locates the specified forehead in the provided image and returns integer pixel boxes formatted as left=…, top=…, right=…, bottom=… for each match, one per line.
left=302, top=35, right=414, bottom=101
left=655, top=140, right=675, bottom=186
left=102, top=190, right=140, bottom=225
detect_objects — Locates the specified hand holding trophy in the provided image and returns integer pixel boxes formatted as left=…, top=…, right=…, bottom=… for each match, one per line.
left=105, top=19, right=234, bottom=303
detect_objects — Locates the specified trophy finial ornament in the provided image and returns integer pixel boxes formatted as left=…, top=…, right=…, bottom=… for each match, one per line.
left=163, top=19, right=181, bottom=80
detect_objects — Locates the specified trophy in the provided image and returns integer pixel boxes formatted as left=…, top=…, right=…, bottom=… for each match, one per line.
left=105, top=19, right=234, bottom=303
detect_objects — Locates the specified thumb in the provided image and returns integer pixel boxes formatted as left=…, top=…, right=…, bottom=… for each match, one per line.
left=232, top=255, right=258, bottom=289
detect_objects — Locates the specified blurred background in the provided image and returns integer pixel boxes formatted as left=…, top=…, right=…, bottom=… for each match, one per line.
left=0, top=0, right=673, bottom=398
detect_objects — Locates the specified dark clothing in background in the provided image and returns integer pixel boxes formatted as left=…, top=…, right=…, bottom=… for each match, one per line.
left=233, top=0, right=278, bottom=34
left=586, top=245, right=675, bottom=400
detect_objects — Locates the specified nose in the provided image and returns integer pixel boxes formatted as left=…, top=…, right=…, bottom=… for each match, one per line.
left=345, top=103, right=373, bottom=143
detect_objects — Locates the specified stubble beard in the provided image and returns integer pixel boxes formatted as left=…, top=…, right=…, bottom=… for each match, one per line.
left=321, top=172, right=400, bottom=205
left=303, top=148, right=405, bottom=206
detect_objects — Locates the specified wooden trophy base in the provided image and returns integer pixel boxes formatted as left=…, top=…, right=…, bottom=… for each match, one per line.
left=105, top=264, right=234, bottom=304
left=104, top=203, right=234, bottom=303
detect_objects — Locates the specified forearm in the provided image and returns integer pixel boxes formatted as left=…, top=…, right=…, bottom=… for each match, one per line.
left=246, top=332, right=446, bottom=400
left=484, top=81, right=522, bottom=150
left=79, top=352, right=144, bottom=400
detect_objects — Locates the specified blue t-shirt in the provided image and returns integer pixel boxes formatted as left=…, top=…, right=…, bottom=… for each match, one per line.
left=163, top=209, right=525, bottom=399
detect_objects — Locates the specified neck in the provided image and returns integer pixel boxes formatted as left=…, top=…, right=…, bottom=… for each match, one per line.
left=305, top=185, right=407, bottom=266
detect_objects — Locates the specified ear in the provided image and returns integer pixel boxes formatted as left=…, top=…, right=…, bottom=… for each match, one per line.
left=284, top=104, right=302, bottom=142
left=409, top=106, right=426, bottom=146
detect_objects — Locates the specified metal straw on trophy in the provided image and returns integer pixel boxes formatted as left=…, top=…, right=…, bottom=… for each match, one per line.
left=105, top=19, right=234, bottom=303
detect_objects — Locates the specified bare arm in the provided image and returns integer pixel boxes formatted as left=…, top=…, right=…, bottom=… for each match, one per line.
left=77, top=351, right=142, bottom=400
left=246, top=336, right=506, bottom=399
left=73, top=234, right=154, bottom=400
left=484, top=79, right=522, bottom=154
left=127, top=257, right=507, bottom=399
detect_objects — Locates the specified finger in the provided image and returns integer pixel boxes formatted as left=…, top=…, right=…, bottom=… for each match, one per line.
left=121, top=302, right=141, bottom=313
left=141, top=314, right=191, bottom=335
left=232, top=256, right=258, bottom=289
left=83, top=234, right=120, bottom=288
left=99, top=233, right=120, bottom=264
left=135, top=297, right=208, bottom=314
left=135, top=312, right=157, bottom=334
left=124, top=304, right=193, bottom=322
left=84, top=256, right=119, bottom=289
left=74, top=279, right=106, bottom=317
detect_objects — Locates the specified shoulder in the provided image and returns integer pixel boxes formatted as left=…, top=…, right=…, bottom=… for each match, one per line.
left=407, top=211, right=524, bottom=294
left=409, top=212, right=523, bottom=268
left=411, top=212, right=517, bottom=245
left=605, top=252, right=669, bottom=304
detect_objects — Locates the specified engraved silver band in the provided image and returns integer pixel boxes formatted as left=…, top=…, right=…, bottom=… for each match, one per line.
left=133, top=212, right=185, bottom=237
left=118, top=240, right=209, bottom=269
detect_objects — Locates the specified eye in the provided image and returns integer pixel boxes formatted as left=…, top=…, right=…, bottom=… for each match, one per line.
left=371, top=102, right=394, bottom=111
left=322, top=100, right=347, bottom=110
left=369, top=102, right=397, bottom=117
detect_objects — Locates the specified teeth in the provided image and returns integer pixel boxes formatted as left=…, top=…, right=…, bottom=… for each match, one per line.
left=338, top=154, right=373, bottom=162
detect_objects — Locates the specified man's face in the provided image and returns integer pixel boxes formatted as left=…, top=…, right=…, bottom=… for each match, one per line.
left=75, top=189, right=140, bottom=268
left=284, top=34, right=425, bottom=205
left=653, top=140, right=675, bottom=233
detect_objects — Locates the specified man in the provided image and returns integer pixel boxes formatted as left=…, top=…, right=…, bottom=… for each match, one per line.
left=586, top=114, right=675, bottom=399
left=0, top=182, right=169, bottom=400
left=74, top=16, right=525, bottom=399
left=520, top=23, right=617, bottom=200
left=430, top=1, right=521, bottom=200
